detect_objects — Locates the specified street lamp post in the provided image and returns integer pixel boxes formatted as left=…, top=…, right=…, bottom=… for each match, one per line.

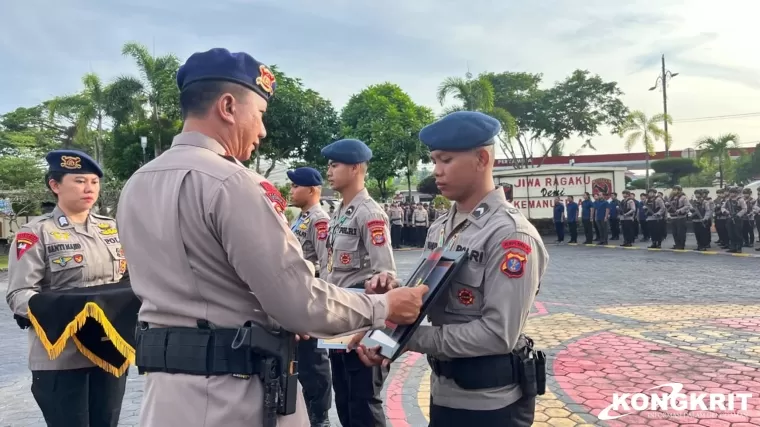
left=140, top=136, right=148, bottom=164
left=648, top=54, right=679, bottom=157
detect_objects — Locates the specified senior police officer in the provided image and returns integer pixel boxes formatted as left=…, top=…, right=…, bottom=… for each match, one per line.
left=286, top=167, right=333, bottom=427
left=321, top=138, right=396, bottom=427
left=358, top=111, right=549, bottom=426
left=115, top=48, right=428, bottom=427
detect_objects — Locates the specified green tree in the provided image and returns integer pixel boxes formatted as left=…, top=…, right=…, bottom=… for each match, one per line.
left=253, top=67, right=339, bottom=177
left=694, top=133, right=740, bottom=188
left=651, top=158, right=701, bottom=186
left=0, top=156, right=45, bottom=188
left=341, top=83, right=431, bottom=200
left=618, top=110, right=670, bottom=188
left=417, top=174, right=440, bottom=195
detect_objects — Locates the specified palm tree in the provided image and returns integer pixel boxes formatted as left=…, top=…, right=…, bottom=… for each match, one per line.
left=695, top=133, right=740, bottom=188
left=118, top=42, right=180, bottom=157
left=618, top=110, right=670, bottom=188
left=436, top=73, right=495, bottom=114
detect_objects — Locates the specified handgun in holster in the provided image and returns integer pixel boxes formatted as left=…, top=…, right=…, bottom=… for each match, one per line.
left=232, top=321, right=299, bottom=427
left=515, top=335, right=547, bottom=398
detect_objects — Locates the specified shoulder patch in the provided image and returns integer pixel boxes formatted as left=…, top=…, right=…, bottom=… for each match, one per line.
left=501, top=250, right=527, bottom=278
left=501, top=239, right=532, bottom=254
left=15, top=232, right=40, bottom=260
left=366, top=219, right=387, bottom=247
left=315, top=219, right=329, bottom=241
left=260, top=181, right=287, bottom=215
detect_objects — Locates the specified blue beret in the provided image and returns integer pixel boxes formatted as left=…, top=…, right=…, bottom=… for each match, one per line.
left=320, top=139, right=373, bottom=164
left=176, top=48, right=277, bottom=101
left=45, top=150, right=103, bottom=178
left=287, top=167, right=323, bottom=187
left=419, top=111, right=501, bottom=151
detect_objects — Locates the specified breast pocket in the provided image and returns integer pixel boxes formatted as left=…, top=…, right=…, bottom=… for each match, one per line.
left=48, top=253, right=86, bottom=289
left=445, top=262, right=485, bottom=316
left=332, top=234, right=361, bottom=271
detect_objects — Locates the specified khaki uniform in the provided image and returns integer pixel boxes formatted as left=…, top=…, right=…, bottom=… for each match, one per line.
left=388, top=206, right=404, bottom=249
left=6, top=206, right=126, bottom=371
left=291, top=204, right=330, bottom=276
left=413, top=207, right=429, bottom=247
left=325, top=188, right=396, bottom=287
left=407, top=188, right=549, bottom=411
left=116, top=132, right=390, bottom=427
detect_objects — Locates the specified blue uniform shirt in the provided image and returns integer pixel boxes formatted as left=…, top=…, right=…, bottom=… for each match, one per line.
left=553, top=203, right=564, bottom=222
left=609, top=199, right=619, bottom=219
left=566, top=202, right=579, bottom=223
left=636, top=200, right=646, bottom=220
left=581, top=199, right=593, bottom=220
left=595, top=200, right=609, bottom=221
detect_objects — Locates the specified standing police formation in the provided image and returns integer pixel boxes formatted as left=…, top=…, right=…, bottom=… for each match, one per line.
left=115, top=48, right=427, bottom=427
left=321, top=138, right=396, bottom=427
left=356, top=111, right=549, bottom=427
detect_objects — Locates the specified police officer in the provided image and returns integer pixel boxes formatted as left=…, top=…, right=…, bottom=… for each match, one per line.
left=669, top=185, right=691, bottom=250
left=321, top=138, right=397, bottom=427
left=691, top=189, right=712, bottom=251
left=286, top=167, right=333, bottom=427
left=115, top=48, right=427, bottom=427
left=645, top=188, right=666, bottom=249
left=388, top=203, right=404, bottom=249
left=6, top=150, right=129, bottom=427
left=742, top=187, right=755, bottom=247
left=714, top=188, right=728, bottom=248
left=619, top=190, right=636, bottom=247
left=722, top=186, right=747, bottom=253
left=357, top=111, right=549, bottom=426
left=413, top=203, right=430, bottom=247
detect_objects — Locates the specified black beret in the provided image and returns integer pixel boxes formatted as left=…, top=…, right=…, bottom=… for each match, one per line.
left=177, top=48, right=277, bottom=101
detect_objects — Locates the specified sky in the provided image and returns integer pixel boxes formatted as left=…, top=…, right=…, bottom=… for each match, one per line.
left=2, top=0, right=760, bottom=158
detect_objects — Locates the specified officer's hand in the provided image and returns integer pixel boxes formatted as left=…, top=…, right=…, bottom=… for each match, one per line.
left=366, top=272, right=399, bottom=294
left=385, top=285, right=429, bottom=325
left=295, top=334, right=310, bottom=341
left=355, top=344, right=391, bottom=368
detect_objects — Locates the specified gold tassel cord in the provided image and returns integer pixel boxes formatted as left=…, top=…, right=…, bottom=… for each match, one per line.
left=27, top=302, right=135, bottom=377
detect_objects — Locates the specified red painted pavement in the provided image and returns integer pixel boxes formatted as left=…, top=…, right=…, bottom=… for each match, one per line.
left=710, top=318, right=760, bottom=333
left=386, top=351, right=423, bottom=427
left=554, top=332, right=760, bottom=426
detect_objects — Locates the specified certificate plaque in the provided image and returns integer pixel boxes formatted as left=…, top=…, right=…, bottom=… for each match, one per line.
left=361, top=248, right=467, bottom=361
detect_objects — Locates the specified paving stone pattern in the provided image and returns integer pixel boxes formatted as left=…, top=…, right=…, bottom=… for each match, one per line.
left=2, top=246, right=760, bottom=426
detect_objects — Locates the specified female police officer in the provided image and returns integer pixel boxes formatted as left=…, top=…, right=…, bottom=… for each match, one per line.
left=6, top=149, right=129, bottom=427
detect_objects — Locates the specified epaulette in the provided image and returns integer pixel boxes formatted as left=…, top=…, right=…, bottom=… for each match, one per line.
left=90, top=212, right=115, bottom=221
left=23, top=213, right=54, bottom=228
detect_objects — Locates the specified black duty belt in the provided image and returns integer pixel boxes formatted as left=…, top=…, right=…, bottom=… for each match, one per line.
left=427, top=354, right=519, bottom=390
left=135, top=324, right=261, bottom=377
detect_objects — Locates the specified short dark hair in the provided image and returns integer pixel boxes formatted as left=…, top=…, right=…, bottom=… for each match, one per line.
left=179, top=81, right=250, bottom=119
left=45, top=170, right=66, bottom=199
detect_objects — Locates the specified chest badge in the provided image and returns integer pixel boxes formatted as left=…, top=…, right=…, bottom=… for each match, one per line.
left=100, top=228, right=118, bottom=235
left=52, top=256, right=73, bottom=267
left=119, top=259, right=127, bottom=274
left=501, top=250, right=527, bottom=278
left=457, top=289, right=475, bottom=306
left=340, top=253, right=351, bottom=265
left=50, top=231, right=70, bottom=240
left=73, top=254, right=84, bottom=263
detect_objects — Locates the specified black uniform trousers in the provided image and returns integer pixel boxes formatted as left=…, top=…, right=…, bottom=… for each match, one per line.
left=610, top=217, right=620, bottom=239
left=621, top=219, right=635, bottom=244
left=390, top=224, right=402, bottom=249
left=647, top=219, right=662, bottom=245
left=716, top=218, right=728, bottom=245
left=428, top=394, right=536, bottom=427
left=415, top=226, right=428, bottom=247
left=693, top=220, right=711, bottom=248
left=568, top=221, right=577, bottom=242
left=330, top=350, right=389, bottom=427
left=659, top=219, right=667, bottom=243
left=742, top=220, right=755, bottom=246
left=672, top=217, right=687, bottom=248
left=31, top=367, right=127, bottom=427
left=582, top=218, right=593, bottom=243
left=638, top=219, right=649, bottom=239
left=728, top=219, right=743, bottom=251
left=298, top=338, right=333, bottom=421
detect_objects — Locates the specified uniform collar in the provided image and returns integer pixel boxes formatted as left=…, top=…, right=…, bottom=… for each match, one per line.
left=53, top=206, right=75, bottom=229
left=302, top=203, right=321, bottom=217
left=171, top=132, right=227, bottom=156
left=449, top=187, right=505, bottom=229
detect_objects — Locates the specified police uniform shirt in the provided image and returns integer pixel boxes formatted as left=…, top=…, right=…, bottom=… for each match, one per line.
left=407, top=188, right=549, bottom=411
left=325, top=188, right=396, bottom=287
left=413, top=207, right=429, bottom=226
left=674, top=194, right=691, bottom=217
left=389, top=206, right=403, bottom=225
left=621, top=198, right=636, bottom=219
left=291, top=204, right=330, bottom=275
left=7, top=206, right=126, bottom=370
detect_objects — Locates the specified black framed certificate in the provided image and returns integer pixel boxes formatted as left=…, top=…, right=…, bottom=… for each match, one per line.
left=360, top=249, right=467, bottom=361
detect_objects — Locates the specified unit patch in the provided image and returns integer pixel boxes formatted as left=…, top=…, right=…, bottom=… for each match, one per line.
left=58, top=216, right=69, bottom=227
left=119, top=259, right=127, bottom=274
left=340, top=253, right=351, bottom=265
left=367, top=219, right=387, bottom=247
left=60, top=155, right=82, bottom=169
left=501, top=250, right=527, bottom=278
left=457, top=289, right=475, bottom=305
left=260, top=181, right=287, bottom=215
left=16, top=232, right=39, bottom=260
left=116, top=247, right=125, bottom=258
left=501, top=239, right=532, bottom=254
left=315, top=220, right=329, bottom=241
left=49, top=231, right=70, bottom=240
left=73, top=254, right=84, bottom=263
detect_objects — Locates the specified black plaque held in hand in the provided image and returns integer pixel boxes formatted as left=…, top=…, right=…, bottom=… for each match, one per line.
left=360, top=248, right=467, bottom=361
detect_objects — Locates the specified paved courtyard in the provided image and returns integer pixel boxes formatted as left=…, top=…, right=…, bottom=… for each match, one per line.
left=2, top=245, right=760, bottom=426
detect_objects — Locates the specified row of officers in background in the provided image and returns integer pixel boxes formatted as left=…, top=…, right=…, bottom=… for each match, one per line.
left=384, top=202, right=446, bottom=249
left=552, top=185, right=760, bottom=253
